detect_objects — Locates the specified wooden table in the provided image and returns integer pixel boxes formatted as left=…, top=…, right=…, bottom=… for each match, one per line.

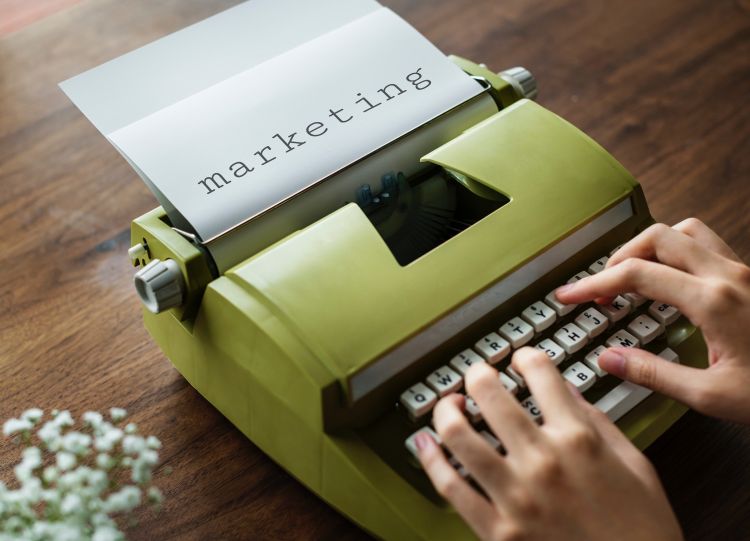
left=1, top=1, right=748, bottom=539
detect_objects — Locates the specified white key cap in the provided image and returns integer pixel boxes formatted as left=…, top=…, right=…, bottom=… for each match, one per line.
left=499, top=372, right=519, bottom=395
left=405, top=427, right=441, bottom=460
left=606, top=329, right=640, bottom=349
left=535, top=339, right=566, bottom=366
left=505, top=367, right=526, bottom=389
left=449, top=349, right=486, bottom=375
left=562, top=362, right=597, bottom=392
left=583, top=346, right=609, bottom=377
left=567, top=271, right=591, bottom=283
left=521, top=396, right=543, bottom=423
left=588, top=256, right=608, bottom=274
left=648, top=302, right=681, bottom=325
left=479, top=430, right=502, bottom=452
left=448, top=456, right=470, bottom=479
left=544, top=290, right=576, bottom=316
left=400, top=383, right=438, bottom=419
left=627, top=314, right=663, bottom=345
left=575, top=308, right=609, bottom=338
left=499, top=317, right=534, bottom=348
left=600, top=295, right=631, bottom=322
left=521, top=302, right=557, bottom=333
left=474, top=333, right=511, bottom=364
left=624, top=292, right=647, bottom=307
left=425, top=366, right=462, bottom=396
left=553, top=323, right=589, bottom=354
left=658, top=347, right=680, bottom=363
left=464, top=396, right=483, bottom=424
left=595, top=348, right=680, bottom=421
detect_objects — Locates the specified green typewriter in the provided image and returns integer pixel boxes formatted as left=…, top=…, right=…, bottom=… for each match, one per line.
left=125, top=56, right=707, bottom=540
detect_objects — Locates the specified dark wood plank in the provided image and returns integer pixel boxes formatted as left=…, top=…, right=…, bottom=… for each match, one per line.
left=1, top=1, right=748, bottom=539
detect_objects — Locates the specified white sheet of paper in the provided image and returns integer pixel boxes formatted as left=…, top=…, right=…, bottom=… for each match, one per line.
left=108, top=7, right=482, bottom=241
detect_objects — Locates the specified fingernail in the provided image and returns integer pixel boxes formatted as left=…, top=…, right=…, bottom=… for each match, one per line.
left=415, top=432, right=431, bottom=452
left=599, top=350, right=626, bottom=377
left=555, top=283, right=575, bottom=297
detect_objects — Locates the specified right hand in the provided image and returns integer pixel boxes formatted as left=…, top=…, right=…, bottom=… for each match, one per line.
left=555, top=218, right=750, bottom=424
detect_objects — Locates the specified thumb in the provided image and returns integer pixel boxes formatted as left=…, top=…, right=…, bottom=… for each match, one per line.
left=598, top=347, right=708, bottom=409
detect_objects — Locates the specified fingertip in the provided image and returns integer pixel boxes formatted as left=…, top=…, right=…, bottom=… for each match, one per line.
left=554, top=282, right=577, bottom=301
left=598, top=349, right=627, bottom=378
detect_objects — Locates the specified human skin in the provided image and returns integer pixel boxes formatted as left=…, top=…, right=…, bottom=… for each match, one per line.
left=416, top=218, right=750, bottom=540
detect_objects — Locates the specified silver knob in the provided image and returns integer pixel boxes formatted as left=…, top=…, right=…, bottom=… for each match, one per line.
left=498, top=66, right=537, bottom=100
left=133, top=259, right=184, bottom=313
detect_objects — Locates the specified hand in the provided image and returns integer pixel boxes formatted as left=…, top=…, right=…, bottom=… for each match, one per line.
left=555, top=218, right=750, bottom=424
left=415, top=348, right=683, bottom=541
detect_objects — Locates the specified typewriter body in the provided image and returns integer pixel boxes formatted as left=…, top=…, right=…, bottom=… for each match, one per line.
left=129, top=58, right=707, bottom=540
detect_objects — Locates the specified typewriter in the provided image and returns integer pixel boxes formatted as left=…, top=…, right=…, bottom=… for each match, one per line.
left=125, top=55, right=707, bottom=540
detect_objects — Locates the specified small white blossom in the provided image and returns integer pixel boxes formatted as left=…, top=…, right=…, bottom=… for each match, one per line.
left=147, top=486, right=163, bottom=505
left=109, top=408, right=127, bottom=422
left=2, top=418, right=32, bottom=436
left=60, top=431, right=92, bottom=456
left=42, top=465, right=59, bottom=483
left=56, top=451, right=77, bottom=471
left=53, top=410, right=74, bottom=428
left=122, top=435, right=146, bottom=455
left=60, top=492, right=83, bottom=515
left=102, top=485, right=141, bottom=514
left=94, top=427, right=123, bottom=453
left=92, top=525, right=123, bottom=541
left=146, top=435, right=162, bottom=449
left=2, top=408, right=163, bottom=539
left=83, top=411, right=104, bottom=429
left=96, top=453, right=114, bottom=470
left=20, top=408, right=44, bottom=424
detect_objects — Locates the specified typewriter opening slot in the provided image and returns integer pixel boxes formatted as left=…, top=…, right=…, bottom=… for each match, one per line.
left=356, top=165, right=508, bottom=266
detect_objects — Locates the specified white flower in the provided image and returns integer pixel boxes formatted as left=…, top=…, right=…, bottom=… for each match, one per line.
left=94, top=427, right=123, bottom=452
left=2, top=408, right=164, bottom=538
left=60, top=431, right=92, bottom=456
left=109, top=408, right=127, bottom=422
left=2, top=417, right=32, bottom=436
left=122, top=435, right=146, bottom=455
left=146, top=435, right=162, bottom=449
left=96, top=453, right=114, bottom=470
left=56, top=451, right=77, bottom=471
left=20, top=408, right=44, bottom=424
left=37, top=421, right=62, bottom=450
left=102, top=485, right=141, bottom=514
left=92, top=525, right=123, bottom=541
left=147, top=486, right=163, bottom=505
left=42, top=465, right=59, bottom=484
left=83, top=411, right=104, bottom=429
left=53, top=410, right=74, bottom=428
left=60, top=492, right=82, bottom=515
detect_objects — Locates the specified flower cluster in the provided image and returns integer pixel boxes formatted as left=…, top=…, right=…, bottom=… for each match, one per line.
left=1, top=409, right=163, bottom=541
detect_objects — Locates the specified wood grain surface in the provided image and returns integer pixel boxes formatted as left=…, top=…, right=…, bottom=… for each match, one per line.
left=1, top=1, right=749, bottom=539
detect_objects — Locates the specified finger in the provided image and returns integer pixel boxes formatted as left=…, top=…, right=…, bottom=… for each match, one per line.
left=568, top=386, right=663, bottom=493
left=673, top=218, right=743, bottom=263
left=465, top=363, right=540, bottom=455
left=555, top=259, right=703, bottom=323
left=511, top=347, right=585, bottom=425
left=416, top=431, right=500, bottom=539
left=432, top=395, right=512, bottom=503
left=607, top=223, right=727, bottom=276
left=597, top=347, right=712, bottom=410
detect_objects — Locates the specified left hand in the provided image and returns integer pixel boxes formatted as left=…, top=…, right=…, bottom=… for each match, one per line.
left=415, top=348, right=683, bottom=541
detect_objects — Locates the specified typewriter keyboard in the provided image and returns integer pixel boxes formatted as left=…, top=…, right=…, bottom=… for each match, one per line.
left=398, top=248, right=683, bottom=473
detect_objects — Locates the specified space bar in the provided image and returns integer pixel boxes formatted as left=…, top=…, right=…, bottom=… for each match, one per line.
left=594, top=348, right=679, bottom=422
